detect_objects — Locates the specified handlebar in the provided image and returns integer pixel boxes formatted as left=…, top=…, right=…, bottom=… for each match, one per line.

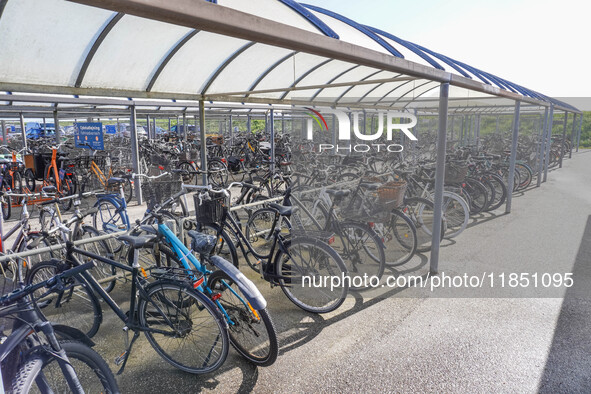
left=133, top=172, right=170, bottom=180
left=0, top=261, right=96, bottom=307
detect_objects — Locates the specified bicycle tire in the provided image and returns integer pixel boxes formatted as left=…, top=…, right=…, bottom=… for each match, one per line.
left=245, top=208, right=291, bottom=268
left=24, top=168, right=36, bottom=192
left=93, top=199, right=127, bottom=234
left=441, top=191, right=470, bottom=238
left=332, top=221, right=386, bottom=290
left=486, top=173, right=507, bottom=211
left=208, top=270, right=278, bottom=366
left=12, top=340, right=119, bottom=394
left=399, top=197, right=442, bottom=253
left=274, top=236, right=348, bottom=313
left=25, top=260, right=102, bottom=338
left=73, top=225, right=117, bottom=293
left=138, top=280, right=229, bottom=374
left=1, top=180, right=11, bottom=220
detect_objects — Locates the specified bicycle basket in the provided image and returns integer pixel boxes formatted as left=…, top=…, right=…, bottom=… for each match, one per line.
left=445, top=163, right=469, bottom=184
left=194, top=193, right=226, bottom=224
left=141, top=175, right=183, bottom=210
left=377, top=180, right=407, bottom=209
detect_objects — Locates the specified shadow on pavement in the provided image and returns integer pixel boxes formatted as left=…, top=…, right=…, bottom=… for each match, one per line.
left=538, top=215, right=591, bottom=392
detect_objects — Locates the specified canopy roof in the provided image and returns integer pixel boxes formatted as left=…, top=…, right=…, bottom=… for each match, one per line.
left=0, top=0, right=580, bottom=116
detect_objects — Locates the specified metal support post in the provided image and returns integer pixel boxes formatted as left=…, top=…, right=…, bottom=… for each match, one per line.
left=146, top=115, right=151, bottom=140
left=570, top=114, right=576, bottom=159
left=429, top=82, right=449, bottom=275
left=559, top=112, right=567, bottom=168
left=543, top=106, right=554, bottom=182
left=505, top=101, right=521, bottom=213
left=130, top=106, right=142, bottom=204
left=199, top=101, right=207, bottom=185
left=182, top=112, right=188, bottom=144
left=576, top=114, right=582, bottom=152
left=19, top=113, right=27, bottom=150
left=1, top=120, right=6, bottom=146
left=270, top=110, right=275, bottom=174
left=54, top=110, right=61, bottom=144
left=536, top=108, right=549, bottom=187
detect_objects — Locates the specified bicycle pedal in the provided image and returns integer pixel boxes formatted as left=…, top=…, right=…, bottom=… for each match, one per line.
left=114, top=351, right=127, bottom=366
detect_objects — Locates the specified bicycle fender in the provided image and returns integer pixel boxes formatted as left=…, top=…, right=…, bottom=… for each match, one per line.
left=52, top=324, right=95, bottom=347
left=209, top=256, right=267, bottom=310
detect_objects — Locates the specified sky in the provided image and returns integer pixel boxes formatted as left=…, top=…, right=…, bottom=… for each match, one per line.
left=303, top=0, right=591, bottom=108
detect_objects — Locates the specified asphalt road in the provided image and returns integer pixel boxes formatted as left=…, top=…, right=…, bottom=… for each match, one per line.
left=10, top=151, right=591, bottom=393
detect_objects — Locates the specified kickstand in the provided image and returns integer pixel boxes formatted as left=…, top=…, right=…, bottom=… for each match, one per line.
left=115, top=330, right=140, bottom=375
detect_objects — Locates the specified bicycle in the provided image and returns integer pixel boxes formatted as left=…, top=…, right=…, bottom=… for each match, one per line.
left=25, top=235, right=230, bottom=374
left=131, top=183, right=278, bottom=366
left=80, top=142, right=133, bottom=202
left=191, top=183, right=349, bottom=313
left=0, top=261, right=119, bottom=393
left=42, top=143, right=76, bottom=211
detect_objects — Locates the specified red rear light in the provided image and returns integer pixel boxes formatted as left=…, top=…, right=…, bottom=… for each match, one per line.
left=240, top=158, right=244, bottom=162
left=193, top=277, right=204, bottom=289
left=327, top=236, right=335, bottom=245
left=221, top=158, right=226, bottom=163
left=127, top=169, right=132, bottom=172
left=211, top=293, right=222, bottom=301
left=158, top=165, right=164, bottom=170
left=368, top=222, right=375, bottom=228
left=66, top=173, right=73, bottom=176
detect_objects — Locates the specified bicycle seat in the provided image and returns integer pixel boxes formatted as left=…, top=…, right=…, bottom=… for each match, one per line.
left=42, top=185, right=57, bottom=194
left=117, top=234, right=157, bottom=249
left=107, top=177, right=124, bottom=186
left=187, top=230, right=216, bottom=255
left=326, top=189, right=351, bottom=198
left=269, top=203, right=296, bottom=216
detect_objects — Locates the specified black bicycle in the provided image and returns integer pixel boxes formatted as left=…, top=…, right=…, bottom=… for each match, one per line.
left=0, top=261, right=119, bottom=393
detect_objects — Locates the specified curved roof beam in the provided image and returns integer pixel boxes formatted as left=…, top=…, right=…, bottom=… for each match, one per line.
left=279, top=59, right=334, bottom=100
left=245, top=51, right=297, bottom=98
left=310, top=65, right=360, bottom=101
left=201, top=41, right=256, bottom=95
left=374, top=79, right=415, bottom=105
left=277, top=0, right=339, bottom=38
left=403, top=85, right=441, bottom=109
left=301, top=4, right=404, bottom=58
left=356, top=81, right=387, bottom=103
left=411, top=43, right=472, bottom=79
left=388, top=80, right=437, bottom=108
left=75, top=12, right=124, bottom=88
left=366, top=26, right=445, bottom=70
left=146, top=29, right=200, bottom=92
left=334, top=70, right=390, bottom=104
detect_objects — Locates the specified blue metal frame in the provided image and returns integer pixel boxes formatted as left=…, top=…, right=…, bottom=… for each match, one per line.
left=93, top=193, right=131, bottom=233
left=277, top=0, right=339, bottom=38
left=411, top=43, right=472, bottom=78
left=366, top=26, right=444, bottom=70
left=301, top=4, right=404, bottom=58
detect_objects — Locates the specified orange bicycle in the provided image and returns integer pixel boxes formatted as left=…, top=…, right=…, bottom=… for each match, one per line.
left=43, top=143, right=76, bottom=210
left=80, top=143, right=133, bottom=202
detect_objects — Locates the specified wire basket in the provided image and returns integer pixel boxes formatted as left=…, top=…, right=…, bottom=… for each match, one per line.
left=194, top=193, right=227, bottom=224
left=445, top=163, right=469, bottom=184
left=141, top=175, right=183, bottom=210
left=377, top=180, right=407, bottom=209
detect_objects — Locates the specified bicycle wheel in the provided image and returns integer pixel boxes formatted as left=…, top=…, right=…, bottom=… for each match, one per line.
left=12, top=340, right=119, bottom=394
left=486, top=174, right=507, bottom=211
left=25, top=260, right=102, bottom=338
left=331, top=222, right=385, bottom=290
left=113, top=171, right=133, bottom=202
left=380, top=208, right=418, bottom=263
left=81, top=174, right=102, bottom=194
left=464, top=178, right=489, bottom=214
left=24, top=168, right=36, bottom=192
left=73, top=225, right=117, bottom=293
left=93, top=200, right=127, bottom=233
left=245, top=208, right=291, bottom=265
left=1, top=180, right=11, bottom=220
left=275, top=236, right=348, bottom=313
left=208, top=270, right=278, bottom=366
left=138, top=280, right=229, bottom=374
left=515, top=163, right=532, bottom=190
left=399, top=197, right=441, bottom=253
left=178, top=161, right=196, bottom=184
left=208, top=158, right=228, bottom=187
left=441, top=192, right=470, bottom=238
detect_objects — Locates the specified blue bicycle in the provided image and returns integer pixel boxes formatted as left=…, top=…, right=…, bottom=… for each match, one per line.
left=130, top=180, right=278, bottom=366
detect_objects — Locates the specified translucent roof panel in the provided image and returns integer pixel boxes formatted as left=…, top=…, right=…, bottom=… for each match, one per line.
left=359, top=80, right=414, bottom=104
left=150, top=32, right=249, bottom=95
left=0, top=0, right=112, bottom=87
left=217, top=0, right=320, bottom=34
left=206, top=44, right=293, bottom=95
left=81, top=15, right=191, bottom=91
left=254, top=53, right=332, bottom=99
left=314, top=66, right=385, bottom=101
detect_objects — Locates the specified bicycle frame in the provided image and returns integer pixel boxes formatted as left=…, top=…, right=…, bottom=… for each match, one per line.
left=45, top=148, right=61, bottom=190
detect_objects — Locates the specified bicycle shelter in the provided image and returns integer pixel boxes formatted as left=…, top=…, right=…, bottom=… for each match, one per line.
left=0, top=0, right=582, bottom=272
